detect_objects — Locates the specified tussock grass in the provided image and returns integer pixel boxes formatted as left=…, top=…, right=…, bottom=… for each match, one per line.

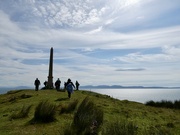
left=9, top=105, right=32, bottom=120
left=31, top=100, right=56, bottom=123
left=64, top=97, right=104, bottom=135
left=60, top=99, right=78, bottom=114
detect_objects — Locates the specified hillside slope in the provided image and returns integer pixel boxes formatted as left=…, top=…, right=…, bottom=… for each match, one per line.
left=0, top=89, right=179, bottom=135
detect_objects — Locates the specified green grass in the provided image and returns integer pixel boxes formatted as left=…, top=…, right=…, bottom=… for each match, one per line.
left=102, top=119, right=138, bottom=135
left=0, top=89, right=179, bottom=135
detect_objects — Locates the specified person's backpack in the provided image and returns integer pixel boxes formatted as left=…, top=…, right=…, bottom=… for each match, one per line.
left=55, top=81, right=58, bottom=86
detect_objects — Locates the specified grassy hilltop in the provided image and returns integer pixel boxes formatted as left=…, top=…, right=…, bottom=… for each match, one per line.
left=0, top=89, right=179, bottom=135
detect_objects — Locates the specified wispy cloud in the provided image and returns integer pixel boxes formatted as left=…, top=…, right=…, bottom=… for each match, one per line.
left=0, top=0, right=180, bottom=87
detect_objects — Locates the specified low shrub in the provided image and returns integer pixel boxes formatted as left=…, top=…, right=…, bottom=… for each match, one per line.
left=145, top=100, right=180, bottom=109
left=20, top=94, right=32, bottom=99
left=32, top=100, right=56, bottom=123
left=102, top=119, right=138, bottom=135
left=174, top=100, right=180, bottom=109
left=10, top=105, right=32, bottom=120
left=8, top=96, right=17, bottom=102
left=60, top=99, right=78, bottom=114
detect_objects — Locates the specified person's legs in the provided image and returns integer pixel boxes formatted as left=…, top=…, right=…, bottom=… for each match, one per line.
left=68, top=91, right=71, bottom=98
left=35, top=85, right=38, bottom=91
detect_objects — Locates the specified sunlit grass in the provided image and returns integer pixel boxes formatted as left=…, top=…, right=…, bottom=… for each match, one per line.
left=0, top=89, right=179, bottom=135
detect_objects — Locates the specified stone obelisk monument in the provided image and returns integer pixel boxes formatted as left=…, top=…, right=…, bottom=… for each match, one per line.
left=47, top=47, right=53, bottom=88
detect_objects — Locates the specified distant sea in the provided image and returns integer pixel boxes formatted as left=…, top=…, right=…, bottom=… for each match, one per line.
left=84, top=88, right=180, bottom=103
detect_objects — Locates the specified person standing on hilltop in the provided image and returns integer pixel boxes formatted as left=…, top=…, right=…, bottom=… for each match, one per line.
left=44, top=80, right=48, bottom=88
left=66, top=78, right=75, bottom=98
left=55, top=78, right=61, bottom=91
left=64, top=82, right=67, bottom=90
left=34, top=78, right=40, bottom=91
left=75, top=80, right=80, bottom=90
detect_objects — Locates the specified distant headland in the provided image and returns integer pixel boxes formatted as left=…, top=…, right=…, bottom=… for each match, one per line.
left=80, top=85, right=180, bottom=89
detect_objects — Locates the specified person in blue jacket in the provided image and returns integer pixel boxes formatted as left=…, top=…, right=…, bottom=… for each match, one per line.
left=66, top=78, right=75, bottom=98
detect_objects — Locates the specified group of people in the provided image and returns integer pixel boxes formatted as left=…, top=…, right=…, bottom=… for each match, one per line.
left=34, top=78, right=80, bottom=98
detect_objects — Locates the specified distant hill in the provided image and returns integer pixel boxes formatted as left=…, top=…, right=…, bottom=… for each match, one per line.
left=0, top=86, right=32, bottom=94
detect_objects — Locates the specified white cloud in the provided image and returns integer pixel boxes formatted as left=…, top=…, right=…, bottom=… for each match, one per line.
left=85, top=26, right=103, bottom=34
left=115, top=52, right=178, bottom=64
left=0, top=0, right=180, bottom=87
left=105, top=18, right=117, bottom=25
left=162, top=45, right=180, bottom=56
left=81, top=48, right=94, bottom=52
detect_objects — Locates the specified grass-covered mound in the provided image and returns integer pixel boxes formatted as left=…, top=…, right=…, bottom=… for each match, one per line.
left=0, top=89, right=179, bottom=135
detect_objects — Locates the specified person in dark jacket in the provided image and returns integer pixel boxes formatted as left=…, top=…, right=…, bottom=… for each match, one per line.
left=55, top=78, right=61, bottom=91
left=66, top=78, right=75, bottom=98
left=34, top=78, right=40, bottom=91
left=75, top=80, right=80, bottom=90
left=44, top=81, right=48, bottom=88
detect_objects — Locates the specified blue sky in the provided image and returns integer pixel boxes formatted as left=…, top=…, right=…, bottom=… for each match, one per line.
left=0, top=0, right=180, bottom=87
